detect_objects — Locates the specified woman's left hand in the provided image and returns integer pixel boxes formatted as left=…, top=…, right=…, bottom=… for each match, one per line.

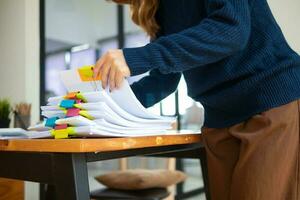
left=94, top=49, right=131, bottom=91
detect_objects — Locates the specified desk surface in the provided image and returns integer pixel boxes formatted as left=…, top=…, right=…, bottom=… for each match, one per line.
left=0, top=133, right=201, bottom=153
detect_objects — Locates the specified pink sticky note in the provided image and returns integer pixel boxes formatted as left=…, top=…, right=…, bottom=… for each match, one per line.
left=76, top=99, right=82, bottom=104
left=55, top=124, right=68, bottom=130
left=66, top=108, right=80, bottom=117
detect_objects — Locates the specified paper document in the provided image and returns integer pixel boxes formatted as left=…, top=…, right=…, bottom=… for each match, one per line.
left=27, top=66, right=181, bottom=139
left=0, top=128, right=29, bottom=139
left=60, top=69, right=172, bottom=120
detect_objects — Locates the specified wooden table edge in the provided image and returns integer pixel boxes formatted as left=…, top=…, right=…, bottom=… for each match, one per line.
left=0, top=134, right=202, bottom=153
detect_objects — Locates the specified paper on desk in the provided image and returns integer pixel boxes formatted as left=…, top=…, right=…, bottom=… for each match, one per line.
left=41, top=110, right=66, bottom=118
left=59, top=69, right=103, bottom=92
left=26, top=127, right=199, bottom=139
left=45, top=95, right=174, bottom=125
left=56, top=116, right=96, bottom=126
left=28, top=126, right=168, bottom=139
left=0, top=128, right=29, bottom=139
left=54, top=114, right=171, bottom=129
left=93, top=119, right=170, bottom=131
left=108, top=80, right=164, bottom=119
left=59, top=69, right=174, bottom=121
left=28, top=123, right=52, bottom=132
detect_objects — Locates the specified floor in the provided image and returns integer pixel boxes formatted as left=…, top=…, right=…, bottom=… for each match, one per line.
left=87, top=158, right=206, bottom=200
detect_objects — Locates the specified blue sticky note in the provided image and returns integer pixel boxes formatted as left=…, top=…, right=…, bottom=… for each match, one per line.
left=60, top=99, right=75, bottom=109
left=45, top=117, right=58, bottom=128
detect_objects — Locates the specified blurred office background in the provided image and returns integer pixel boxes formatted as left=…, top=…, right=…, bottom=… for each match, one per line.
left=0, top=0, right=300, bottom=199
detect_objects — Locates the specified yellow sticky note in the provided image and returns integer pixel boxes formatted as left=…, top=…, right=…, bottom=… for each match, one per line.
left=59, top=106, right=66, bottom=111
left=51, top=129, right=69, bottom=139
left=73, top=104, right=82, bottom=109
left=77, top=65, right=101, bottom=82
left=76, top=93, right=87, bottom=103
left=79, top=111, right=94, bottom=120
left=50, top=129, right=55, bottom=137
left=67, top=127, right=76, bottom=136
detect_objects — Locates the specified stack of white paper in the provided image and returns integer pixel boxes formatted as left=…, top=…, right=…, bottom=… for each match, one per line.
left=29, top=66, right=176, bottom=139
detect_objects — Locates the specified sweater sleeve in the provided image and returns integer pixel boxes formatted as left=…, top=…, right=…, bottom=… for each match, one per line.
left=130, top=69, right=181, bottom=108
left=123, top=0, right=251, bottom=75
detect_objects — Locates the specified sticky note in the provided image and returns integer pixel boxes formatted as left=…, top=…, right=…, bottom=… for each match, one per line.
left=59, top=107, right=67, bottom=111
left=78, top=65, right=94, bottom=77
left=76, top=93, right=87, bottom=102
left=45, top=117, right=58, bottom=128
left=77, top=65, right=101, bottom=82
left=60, top=99, right=75, bottom=109
left=51, top=129, right=69, bottom=139
left=73, top=104, right=81, bottom=109
left=65, top=92, right=79, bottom=99
left=55, top=124, right=68, bottom=130
left=79, top=111, right=94, bottom=120
left=67, top=127, right=76, bottom=136
left=66, top=108, right=80, bottom=117
left=76, top=99, right=82, bottom=104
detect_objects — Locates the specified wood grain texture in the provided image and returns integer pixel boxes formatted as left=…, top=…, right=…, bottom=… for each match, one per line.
left=0, top=133, right=201, bottom=153
left=0, top=178, right=24, bottom=200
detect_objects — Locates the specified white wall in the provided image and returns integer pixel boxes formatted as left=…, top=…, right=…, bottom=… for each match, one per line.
left=268, top=0, right=300, bottom=53
left=0, top=0, right=26, bottom=102
left=0, top=0, right=40, bottom=125
left=0, top=0, right=40, bottom=199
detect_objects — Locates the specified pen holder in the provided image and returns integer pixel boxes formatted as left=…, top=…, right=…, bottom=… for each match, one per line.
left=13, top=112, right=30, bottom=130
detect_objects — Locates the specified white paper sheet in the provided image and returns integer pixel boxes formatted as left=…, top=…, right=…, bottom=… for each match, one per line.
left=41, top=108, right=172, bottom=129
left=56, top=116, right=96, bottom=126
left=108, top=81, right=163, bottom=119
left=27, top=131, right=52, bottom=139
left=28, top=123, right=52, bottom=132
left=93, top=119, right=170, bottom=131
left=59, top=69, right=174, bottom=121
left=25, top=128, right=199, bottom=139
left=46, top=92, right=105, bottom=105
left=46, top=92, right=174, bottom=123
left=41, top=110, right=66, bottom=118
left=25, top=68, right=179, bottom=139
left=59, top=69, right=103, bottom=92
left=0, top=128, right=29, bottom=139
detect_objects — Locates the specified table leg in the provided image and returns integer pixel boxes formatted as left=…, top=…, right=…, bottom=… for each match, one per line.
left=52, top=153, right=90, bottom=200
left=199, top=148, right=211, bottom=200
left=175, top=159, right=184, bottom=196
left=40, top=183, right=55, bottom=200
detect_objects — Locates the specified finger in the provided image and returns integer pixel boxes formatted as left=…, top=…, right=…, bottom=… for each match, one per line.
left=109, top=66, right=116, bottom=91
left=100, top=62, right=111, bottom=89
left=94, top=54, right=106, bottom=77
left=115, top=71, right=124, bottom=89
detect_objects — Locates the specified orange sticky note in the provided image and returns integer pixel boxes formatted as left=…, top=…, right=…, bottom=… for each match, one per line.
left=65, top=92, right=79, bottom=99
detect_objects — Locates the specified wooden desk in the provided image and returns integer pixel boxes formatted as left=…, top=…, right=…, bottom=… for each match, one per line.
left=0, top=133, right=208, bottom=200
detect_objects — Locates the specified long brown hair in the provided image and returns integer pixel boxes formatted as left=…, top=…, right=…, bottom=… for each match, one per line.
left=112, top=0, right=159, bottom=38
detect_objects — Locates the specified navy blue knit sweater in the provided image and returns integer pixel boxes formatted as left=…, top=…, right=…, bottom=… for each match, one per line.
left=123, top=0, right=300, bottom=128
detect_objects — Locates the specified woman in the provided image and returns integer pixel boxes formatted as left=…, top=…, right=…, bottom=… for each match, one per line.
left=94, top=0, right=300, bottom=199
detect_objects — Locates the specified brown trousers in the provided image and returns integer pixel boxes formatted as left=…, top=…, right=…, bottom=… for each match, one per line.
left=202, top=100, right=300, bottom=200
